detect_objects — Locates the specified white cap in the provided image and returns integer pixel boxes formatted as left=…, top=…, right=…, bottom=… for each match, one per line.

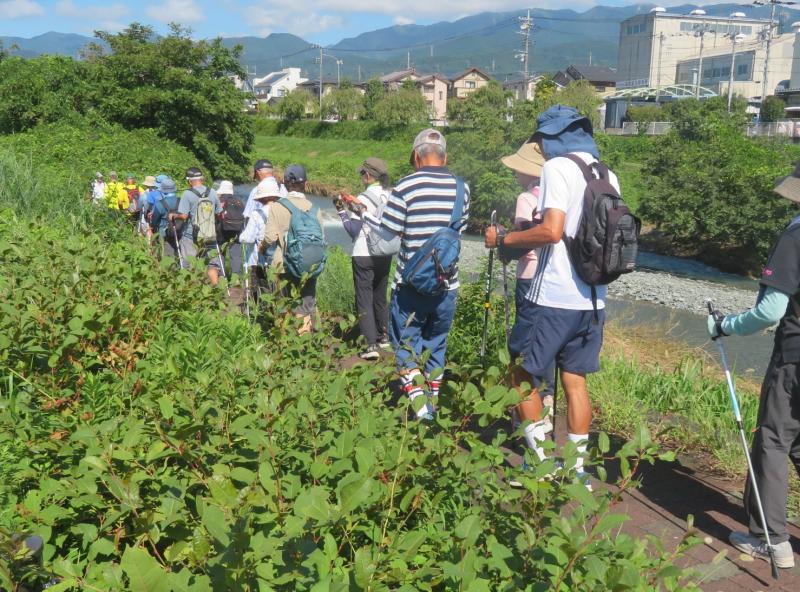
left=217, top=180, right=234, bottom=195
left=410, top=128, right=446, bottom=164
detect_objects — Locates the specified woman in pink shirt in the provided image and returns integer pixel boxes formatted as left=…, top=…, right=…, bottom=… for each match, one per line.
left=500, top=141, right=555, bottom=438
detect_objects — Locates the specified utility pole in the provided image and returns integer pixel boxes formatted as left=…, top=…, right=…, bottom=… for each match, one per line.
left=728, top=33, right=746, bottom=111
left=655, top=32, right=665, bottom=104
left=756, top=0, right=779, bottom=120
left=516, top=9, right=533, bottom=100
left=358, top=64, right=362, bottom=83
left=336, top=59, right=343, bottom=86
left=407, top=51, right=411, bottom=69
left=694, top=23, right=712, bottom=99
left=589, top=49, right=592, bottom=66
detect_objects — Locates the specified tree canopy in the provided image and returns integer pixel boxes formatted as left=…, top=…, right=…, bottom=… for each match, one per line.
left=0, top=23, right=253, bottom=179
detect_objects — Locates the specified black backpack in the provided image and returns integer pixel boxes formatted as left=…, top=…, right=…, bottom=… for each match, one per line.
left=220, top=196, right=245, bottom=233
left=562, top=154, right=640, bottom=308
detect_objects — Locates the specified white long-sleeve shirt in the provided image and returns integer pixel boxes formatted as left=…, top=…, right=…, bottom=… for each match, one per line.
left=239, top=206, right=270, bottom=268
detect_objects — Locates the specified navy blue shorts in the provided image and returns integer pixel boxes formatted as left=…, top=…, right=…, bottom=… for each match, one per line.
left=522, top=304, right=605, bottom=377
left=509, top=279, right=555, bottom=396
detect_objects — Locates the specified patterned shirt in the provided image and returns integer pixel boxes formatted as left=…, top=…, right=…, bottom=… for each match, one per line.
left=380, top=166, right=470, bottom=290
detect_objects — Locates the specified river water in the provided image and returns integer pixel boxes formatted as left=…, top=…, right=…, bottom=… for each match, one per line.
left=236, top=185, right=773, bottom=378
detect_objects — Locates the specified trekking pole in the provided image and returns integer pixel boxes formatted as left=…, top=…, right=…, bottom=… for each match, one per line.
left=480, top=210, right=498, bottom=364
left=706, top=300, right=779, bottom=580
left=243, top=265, right=251, bottom=320
left=214, top=240, right=232, bottom=297
left=172, top=225, right=186, bottom=270
left=502, top=258, right=511, bottom=340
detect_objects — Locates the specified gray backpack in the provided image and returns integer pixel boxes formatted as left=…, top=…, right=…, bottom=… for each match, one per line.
left=361, top=187, right=400, bottom=257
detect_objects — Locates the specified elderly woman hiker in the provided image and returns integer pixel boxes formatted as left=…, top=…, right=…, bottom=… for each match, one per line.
left=335, top=157, right=395, bottom=360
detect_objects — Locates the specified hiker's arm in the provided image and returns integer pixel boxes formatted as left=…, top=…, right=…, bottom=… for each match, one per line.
left=720, top=287, right=789, bottom=336
left=485, top=208, right=565, bottom=249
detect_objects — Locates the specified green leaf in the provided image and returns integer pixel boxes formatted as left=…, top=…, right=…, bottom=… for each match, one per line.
left=593, top=513, right=629, bottom=536
left=294, top=486, right=332, bottom=522
left=200, top=503, right=230, bottom=546
left=336, top=473, right=373, bottom=515
left=120, top=546, right=170, bottom=592
left=455, top=514, right=482, bottom=547
left=598, top=432, right=610, bottom=454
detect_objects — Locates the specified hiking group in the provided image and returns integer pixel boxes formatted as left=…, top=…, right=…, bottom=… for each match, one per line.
left=90, top=103, right=800, bottom=571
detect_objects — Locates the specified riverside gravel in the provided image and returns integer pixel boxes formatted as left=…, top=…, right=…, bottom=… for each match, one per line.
left=458, top=240, right=759, bottom=317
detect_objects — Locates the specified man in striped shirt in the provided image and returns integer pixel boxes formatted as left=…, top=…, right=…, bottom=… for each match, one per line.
left=380, top=129, right=470, bottom=419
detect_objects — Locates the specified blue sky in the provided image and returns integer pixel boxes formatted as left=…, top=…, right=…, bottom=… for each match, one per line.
left=1, top=1, right=677, bottom=43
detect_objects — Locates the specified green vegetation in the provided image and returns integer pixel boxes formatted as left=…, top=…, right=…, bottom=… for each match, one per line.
left=0, top=151, right=701, bottom=590
left=0, top=119, right=198, bottom=196
left=759, top=95, right=787, bottom=123
left=0, top=23, right=252, bottom=179
left=640, top=97, right=797, bottom=267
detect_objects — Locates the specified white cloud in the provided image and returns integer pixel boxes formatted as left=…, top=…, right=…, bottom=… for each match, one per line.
left=246, top=6, right=344, bottom=37
left=394, top=16, right=414, bottom=26
left=0, top=0, right=44, bottom=19
left=55, top=1, right=130, bottom=31
left=145, top=0, right=205, bottom=24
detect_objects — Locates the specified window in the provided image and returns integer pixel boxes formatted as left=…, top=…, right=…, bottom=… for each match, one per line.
left=465, top=80, right=476, bottom=89
left=721, top=66, right=731, bottom=77
left=439, top=91, right=443, bottom=100
left=738, top=64, right=749, bottom=76
left=626, top=23, right=646, bottom=35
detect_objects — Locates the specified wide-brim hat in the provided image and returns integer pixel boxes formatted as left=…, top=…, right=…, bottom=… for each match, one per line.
left=533, top=105, right=593, bottom=138
left=774, top=162, right=800, bottom=203
left=501, top=141, right=545, bottom=177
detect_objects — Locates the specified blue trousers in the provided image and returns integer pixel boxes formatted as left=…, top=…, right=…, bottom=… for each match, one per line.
left=390, top=285, right=458, bottom=374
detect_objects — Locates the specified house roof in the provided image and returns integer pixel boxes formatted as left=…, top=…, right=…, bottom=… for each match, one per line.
left=417, top=74, right=448, bottom=85
left=380, top=68, right=418, bottom=83
left=449, top=67, right=492, bottom=83
left=566, top=64, right=618, bottom=84
left=298, top=77, right=340, bottom=87
left=254, top=71, right=291, bottom=88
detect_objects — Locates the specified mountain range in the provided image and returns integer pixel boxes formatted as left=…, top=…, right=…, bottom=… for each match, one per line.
left=4, top=4, right=800, bottom=81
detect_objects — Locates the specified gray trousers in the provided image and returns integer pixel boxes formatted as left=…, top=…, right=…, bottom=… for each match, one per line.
left=746, top=352, right=800, bottom=544
left=352, top=255, right=391, bottom=346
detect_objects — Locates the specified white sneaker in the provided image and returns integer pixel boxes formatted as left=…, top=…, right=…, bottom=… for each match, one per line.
left=359, top=345, right=380, bottom=361
left=729, top=531, right=795, bottom=568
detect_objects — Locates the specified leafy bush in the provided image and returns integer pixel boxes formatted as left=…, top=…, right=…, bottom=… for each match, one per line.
left=760, top=95, right=787, bottom=123
left=0, top=154, right=702, bottom=590
left=277, top=90, right=314, bottom=122
left=0, top=23, right=252, bottom=180
left=0, top=120, right=199, bottom=200
left=640, top=98, right=796, bottom=266
left=371, top=89, right=429, bottom=127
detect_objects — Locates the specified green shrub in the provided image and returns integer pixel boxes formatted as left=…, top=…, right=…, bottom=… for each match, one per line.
left=0, top=120, right=199, bottom=201
left=760, top=95, right=786, bottom=123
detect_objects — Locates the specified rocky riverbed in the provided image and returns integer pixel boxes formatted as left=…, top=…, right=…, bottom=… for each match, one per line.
left=459, top=240, right=758, bottom=317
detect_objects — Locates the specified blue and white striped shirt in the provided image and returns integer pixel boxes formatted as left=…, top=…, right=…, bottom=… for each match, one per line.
left=381, top=166, right=470, bottom=290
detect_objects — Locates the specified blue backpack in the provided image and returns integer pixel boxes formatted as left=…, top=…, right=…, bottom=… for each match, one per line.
left=401, top=177, right=466, bottom=295
left=278, top=198, right=327, bottom=279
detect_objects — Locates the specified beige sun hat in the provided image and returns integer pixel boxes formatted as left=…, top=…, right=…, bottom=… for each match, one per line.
left=143, top=175, right=157, bottom=188
left=501, top=141, right=545, bottom=177
left=254, top=180, right=282, bottom=201
left=774, top=162, right=800, bottom=203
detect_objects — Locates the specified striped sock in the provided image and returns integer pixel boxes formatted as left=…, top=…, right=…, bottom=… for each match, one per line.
left=401, top=370, right=427, bottom=417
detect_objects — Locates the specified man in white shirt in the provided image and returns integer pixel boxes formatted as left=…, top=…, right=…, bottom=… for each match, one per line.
left=485, top=106, right=619, bottom=486
left=244, top=159, right=287, bottom=220
left=239, top=183, right=281, bottom=306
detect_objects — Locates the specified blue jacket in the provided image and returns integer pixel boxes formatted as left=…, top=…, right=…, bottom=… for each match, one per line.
left=151, top=193, right=179, bottom=238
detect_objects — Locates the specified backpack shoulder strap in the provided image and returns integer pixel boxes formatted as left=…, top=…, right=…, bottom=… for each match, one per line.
left=360, top=187, right=384, bottom=211
left=255, top=208, right=268, bottom=224
left=203, top=187, right=211, bottom=199
left=278, top=197, right=300, bottom=216
left=561, top=153, right=596, bottom=184
left=449, top=176, right=466, bottom=231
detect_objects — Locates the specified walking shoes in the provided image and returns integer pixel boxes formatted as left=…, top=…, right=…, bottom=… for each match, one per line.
left=729, top=531, right=795, bottom=568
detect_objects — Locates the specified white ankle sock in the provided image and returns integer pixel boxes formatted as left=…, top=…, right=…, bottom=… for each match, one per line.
left=402, top=370, right=427, bottom=416
left=524, top=421, right=548, bottom=461
left=568, top=433, right=589, bottom=472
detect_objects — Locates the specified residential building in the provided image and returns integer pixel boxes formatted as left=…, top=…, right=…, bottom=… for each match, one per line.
left=417, top=74, right=449, bottom=120
left=617, top=9, right=769, bottom=90
left=503, top=75, right=543, bottom=102
left=253, top=68, right=307, bottom=103
left=381, top=68, right=420, bottom=90
left=675, top=32, right=794, bottom=101
left=296, top=77, right=344, bottom=99
left=553, top=65, right=618, bottom=94
left=449, top=67, right=492, bottom=99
